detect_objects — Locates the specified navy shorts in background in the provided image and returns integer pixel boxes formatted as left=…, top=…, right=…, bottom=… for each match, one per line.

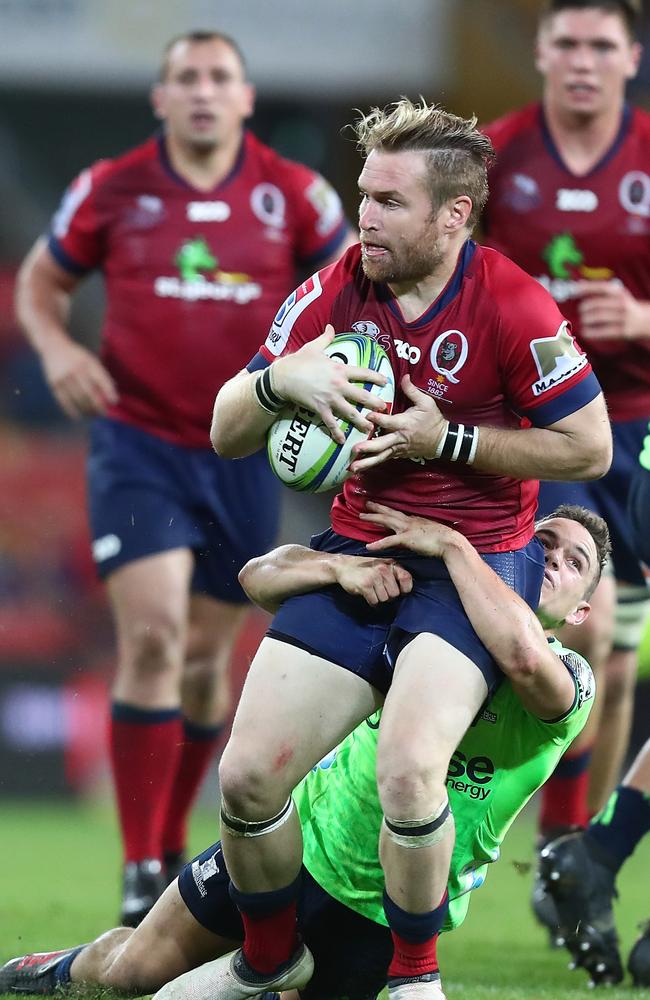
left=538, top=416, right=649, bottom=587
left=87, top=417, right=281, bottom=602
left=269, top=528, right=545, bottom=696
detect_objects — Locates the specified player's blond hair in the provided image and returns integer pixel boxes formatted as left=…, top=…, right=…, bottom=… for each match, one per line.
left=352, top=98, right=495, bottom=230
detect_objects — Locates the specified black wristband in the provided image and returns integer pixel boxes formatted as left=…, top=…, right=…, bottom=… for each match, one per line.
left=254, top=367, right=286, bottom=414
left=437, top=422, right=479, bottom=465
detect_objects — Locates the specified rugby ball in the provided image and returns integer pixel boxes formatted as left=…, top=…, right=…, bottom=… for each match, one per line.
left=267, top=333, right=395, bottom=492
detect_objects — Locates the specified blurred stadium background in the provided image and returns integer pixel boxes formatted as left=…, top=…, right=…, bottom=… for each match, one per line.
left=1, top=4, right=650, bottom=985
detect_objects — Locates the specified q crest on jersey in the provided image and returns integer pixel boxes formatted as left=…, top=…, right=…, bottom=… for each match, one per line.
left=427, top=329, right=469, bottom=399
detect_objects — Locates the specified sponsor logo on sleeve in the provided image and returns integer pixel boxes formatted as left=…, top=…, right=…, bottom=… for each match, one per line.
left=52, top=169, right=93, bottom=239
left=305, top=176, right=344, bottom=235
left=560, top=651, right=595, bottom=709
left=529, top=321, right=588, bottom=396
left=265, top=273, right=323, bottom=356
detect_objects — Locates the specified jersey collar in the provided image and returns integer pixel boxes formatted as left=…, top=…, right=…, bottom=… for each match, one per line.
left=381, top=239, right=477, bottom=329
left=538, top=103, right=632, bottom=178
left=156, top=128, right=247, bottom=193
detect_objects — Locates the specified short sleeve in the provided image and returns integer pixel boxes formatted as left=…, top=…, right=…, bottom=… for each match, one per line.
left=285, top=162, right=350, bottom=267
left=247, top=252, right=352, bottom=371
left=496, top=268, right=601, bottom=426
left=47, top=161, right=111, bottom=275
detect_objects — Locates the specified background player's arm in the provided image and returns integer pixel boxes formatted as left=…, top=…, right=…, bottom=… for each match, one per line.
left=577, top=280, right=650, bottom=341
left=351, top=376, right=611, bottom=481
left=363, top=504, right=575, bottom=720
left=211, top=325, right=388, bottom=457
left=15, top=238, right=117, bottom=419
left=238, top=544, right=412, bottom=614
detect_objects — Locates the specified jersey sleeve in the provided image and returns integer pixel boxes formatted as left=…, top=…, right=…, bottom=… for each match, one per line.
left=531, top=647, right=596, bottom=746
left=246, top=251, right=352, bottom=372
left=46, top=160, right=111, bottom=275
left=495, top=265, right=601, bottom=426
left=284, top=161, right=351, bottom=267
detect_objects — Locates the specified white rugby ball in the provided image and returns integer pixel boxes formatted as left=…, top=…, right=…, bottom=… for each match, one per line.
left=267, top=333, right=395, bottom=493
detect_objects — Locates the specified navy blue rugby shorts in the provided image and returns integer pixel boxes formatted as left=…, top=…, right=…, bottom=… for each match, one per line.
left=178, top=840, right=391, bottom=1000
left=268, top=527, right=544, bottom=697
left=537, top=416, right=649, bottom=587
left=87, top=417, right=281, bottom=602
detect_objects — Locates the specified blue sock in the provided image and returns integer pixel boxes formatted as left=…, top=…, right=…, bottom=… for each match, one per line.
left=53, top=946, right=86, bottom=987
left=586, top=785, right=650, bottom=874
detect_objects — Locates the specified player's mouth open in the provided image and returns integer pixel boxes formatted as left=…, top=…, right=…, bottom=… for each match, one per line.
left=362, top=243, right=389, bottom=258
left=191, top=112, right=216, bottom=126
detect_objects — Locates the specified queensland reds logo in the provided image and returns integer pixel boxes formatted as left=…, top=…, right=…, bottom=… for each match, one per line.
left=351, top=320, right=391, bottom=353
left=430, top=330, right=469, bottom=384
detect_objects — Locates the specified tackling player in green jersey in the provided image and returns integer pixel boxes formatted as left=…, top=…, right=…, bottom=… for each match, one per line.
left=0, top=504, right=610, bottom=1000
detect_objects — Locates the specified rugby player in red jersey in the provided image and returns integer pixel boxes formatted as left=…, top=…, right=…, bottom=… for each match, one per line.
left=202, top=99, right=611, bottom=1000
left=14, top=31, right=354, bottom=927
left=481, top=0, right=650, bottom=931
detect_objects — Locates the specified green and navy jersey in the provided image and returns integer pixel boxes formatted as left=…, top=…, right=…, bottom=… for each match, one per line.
left=295, top=637, right=594, bottom=931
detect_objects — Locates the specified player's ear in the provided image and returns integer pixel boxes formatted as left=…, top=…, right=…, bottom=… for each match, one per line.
left=627, top=41, right=643, bottom=81
left=446, top=195, right=472, bottom=233
left=151, top=83, right=166, bottom=121
left=565, top=600, right=590, bottom=627
left=242, top=82, right=256, bottom=120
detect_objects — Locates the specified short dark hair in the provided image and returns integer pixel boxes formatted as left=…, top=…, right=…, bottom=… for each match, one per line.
left=539, top=0, right=641, bottom=40
left=160, top=31, right=248, bottom=81
left=536, top=503, right=612, bottom=599
left=352, top=98, right=495, bottom=231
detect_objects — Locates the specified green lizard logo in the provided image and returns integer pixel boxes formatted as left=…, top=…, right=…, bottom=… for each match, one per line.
left=175, top=237, right=217, bottom=281
left=542, top=233, right=584, bottom=280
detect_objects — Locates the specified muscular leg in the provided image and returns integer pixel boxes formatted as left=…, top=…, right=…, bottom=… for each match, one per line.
left=161, top=596, right=249, bottom=864
left=377, top=634, right=487, bottom=987
left=219, top=637, right=381, bottom=892
left=538, top=574, right=615, bottom=836
left=70, top=882, right=238, bottom=993
left=378, top=634, right=487, bottom=911
left=588, top=646, right=639, bottom=813
left=107, top=550, right=193, bottom=919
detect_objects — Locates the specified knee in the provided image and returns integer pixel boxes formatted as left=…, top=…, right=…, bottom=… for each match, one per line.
left=377, top=751, right=448, bottom=819
left=218, top=744, right=287, bottom=818
left=121, top=615, right=185, bottom=682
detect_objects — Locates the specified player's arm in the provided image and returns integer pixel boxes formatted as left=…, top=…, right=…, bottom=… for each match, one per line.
left=210, top=324, right=388, bottom=458
left=362, top=504, right=575, bottom=720
left=350, top=374, right=611, bottom=481
left=577, top=280, right=650, bottom=341
left=238, top=543, right=412, bottom=614
left=15, top=238, right=117, bottom=419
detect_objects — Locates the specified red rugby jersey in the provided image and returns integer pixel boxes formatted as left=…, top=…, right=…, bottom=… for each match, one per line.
left=484, top=103, right=650, bottom=422
left=48, top=130, right=349, bottom=446
left=249, top=242, right=600, bottom=552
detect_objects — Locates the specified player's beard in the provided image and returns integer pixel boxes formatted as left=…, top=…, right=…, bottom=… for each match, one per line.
left=361, top=222, right=445, bottom=285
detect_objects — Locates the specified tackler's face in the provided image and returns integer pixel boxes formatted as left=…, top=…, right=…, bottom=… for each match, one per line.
left=535, top=516, right=599, bottom=628
left=153, top=38, right=255, bottom=152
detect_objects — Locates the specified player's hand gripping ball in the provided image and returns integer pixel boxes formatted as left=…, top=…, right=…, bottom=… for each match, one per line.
left=267, top=334, right=395, bottom=492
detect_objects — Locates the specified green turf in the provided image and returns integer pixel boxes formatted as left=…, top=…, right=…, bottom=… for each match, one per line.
left=1, top=800, right=649, bottom=999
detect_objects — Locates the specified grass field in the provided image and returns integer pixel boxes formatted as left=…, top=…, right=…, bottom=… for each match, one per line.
left=1, top=799, right=649, bottom=999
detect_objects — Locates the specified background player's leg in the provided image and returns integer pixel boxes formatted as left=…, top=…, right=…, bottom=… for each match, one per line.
left=537, top=573, right=616, bottom=838
left=161, top=594, right=249, bottom=875
left=376, top=634, right=487, bottom=990
left=107, top=548, right=193, bottom=924
left=219, top=637, right=381, bottom=977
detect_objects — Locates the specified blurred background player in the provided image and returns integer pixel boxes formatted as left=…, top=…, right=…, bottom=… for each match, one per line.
left=536, top=432, right=650, bottom=988
left=0, top=502, right=608, bottom=1000
left=481, top=0, right=650, bottom=922
left=14, top=29, right=353, bottom=927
